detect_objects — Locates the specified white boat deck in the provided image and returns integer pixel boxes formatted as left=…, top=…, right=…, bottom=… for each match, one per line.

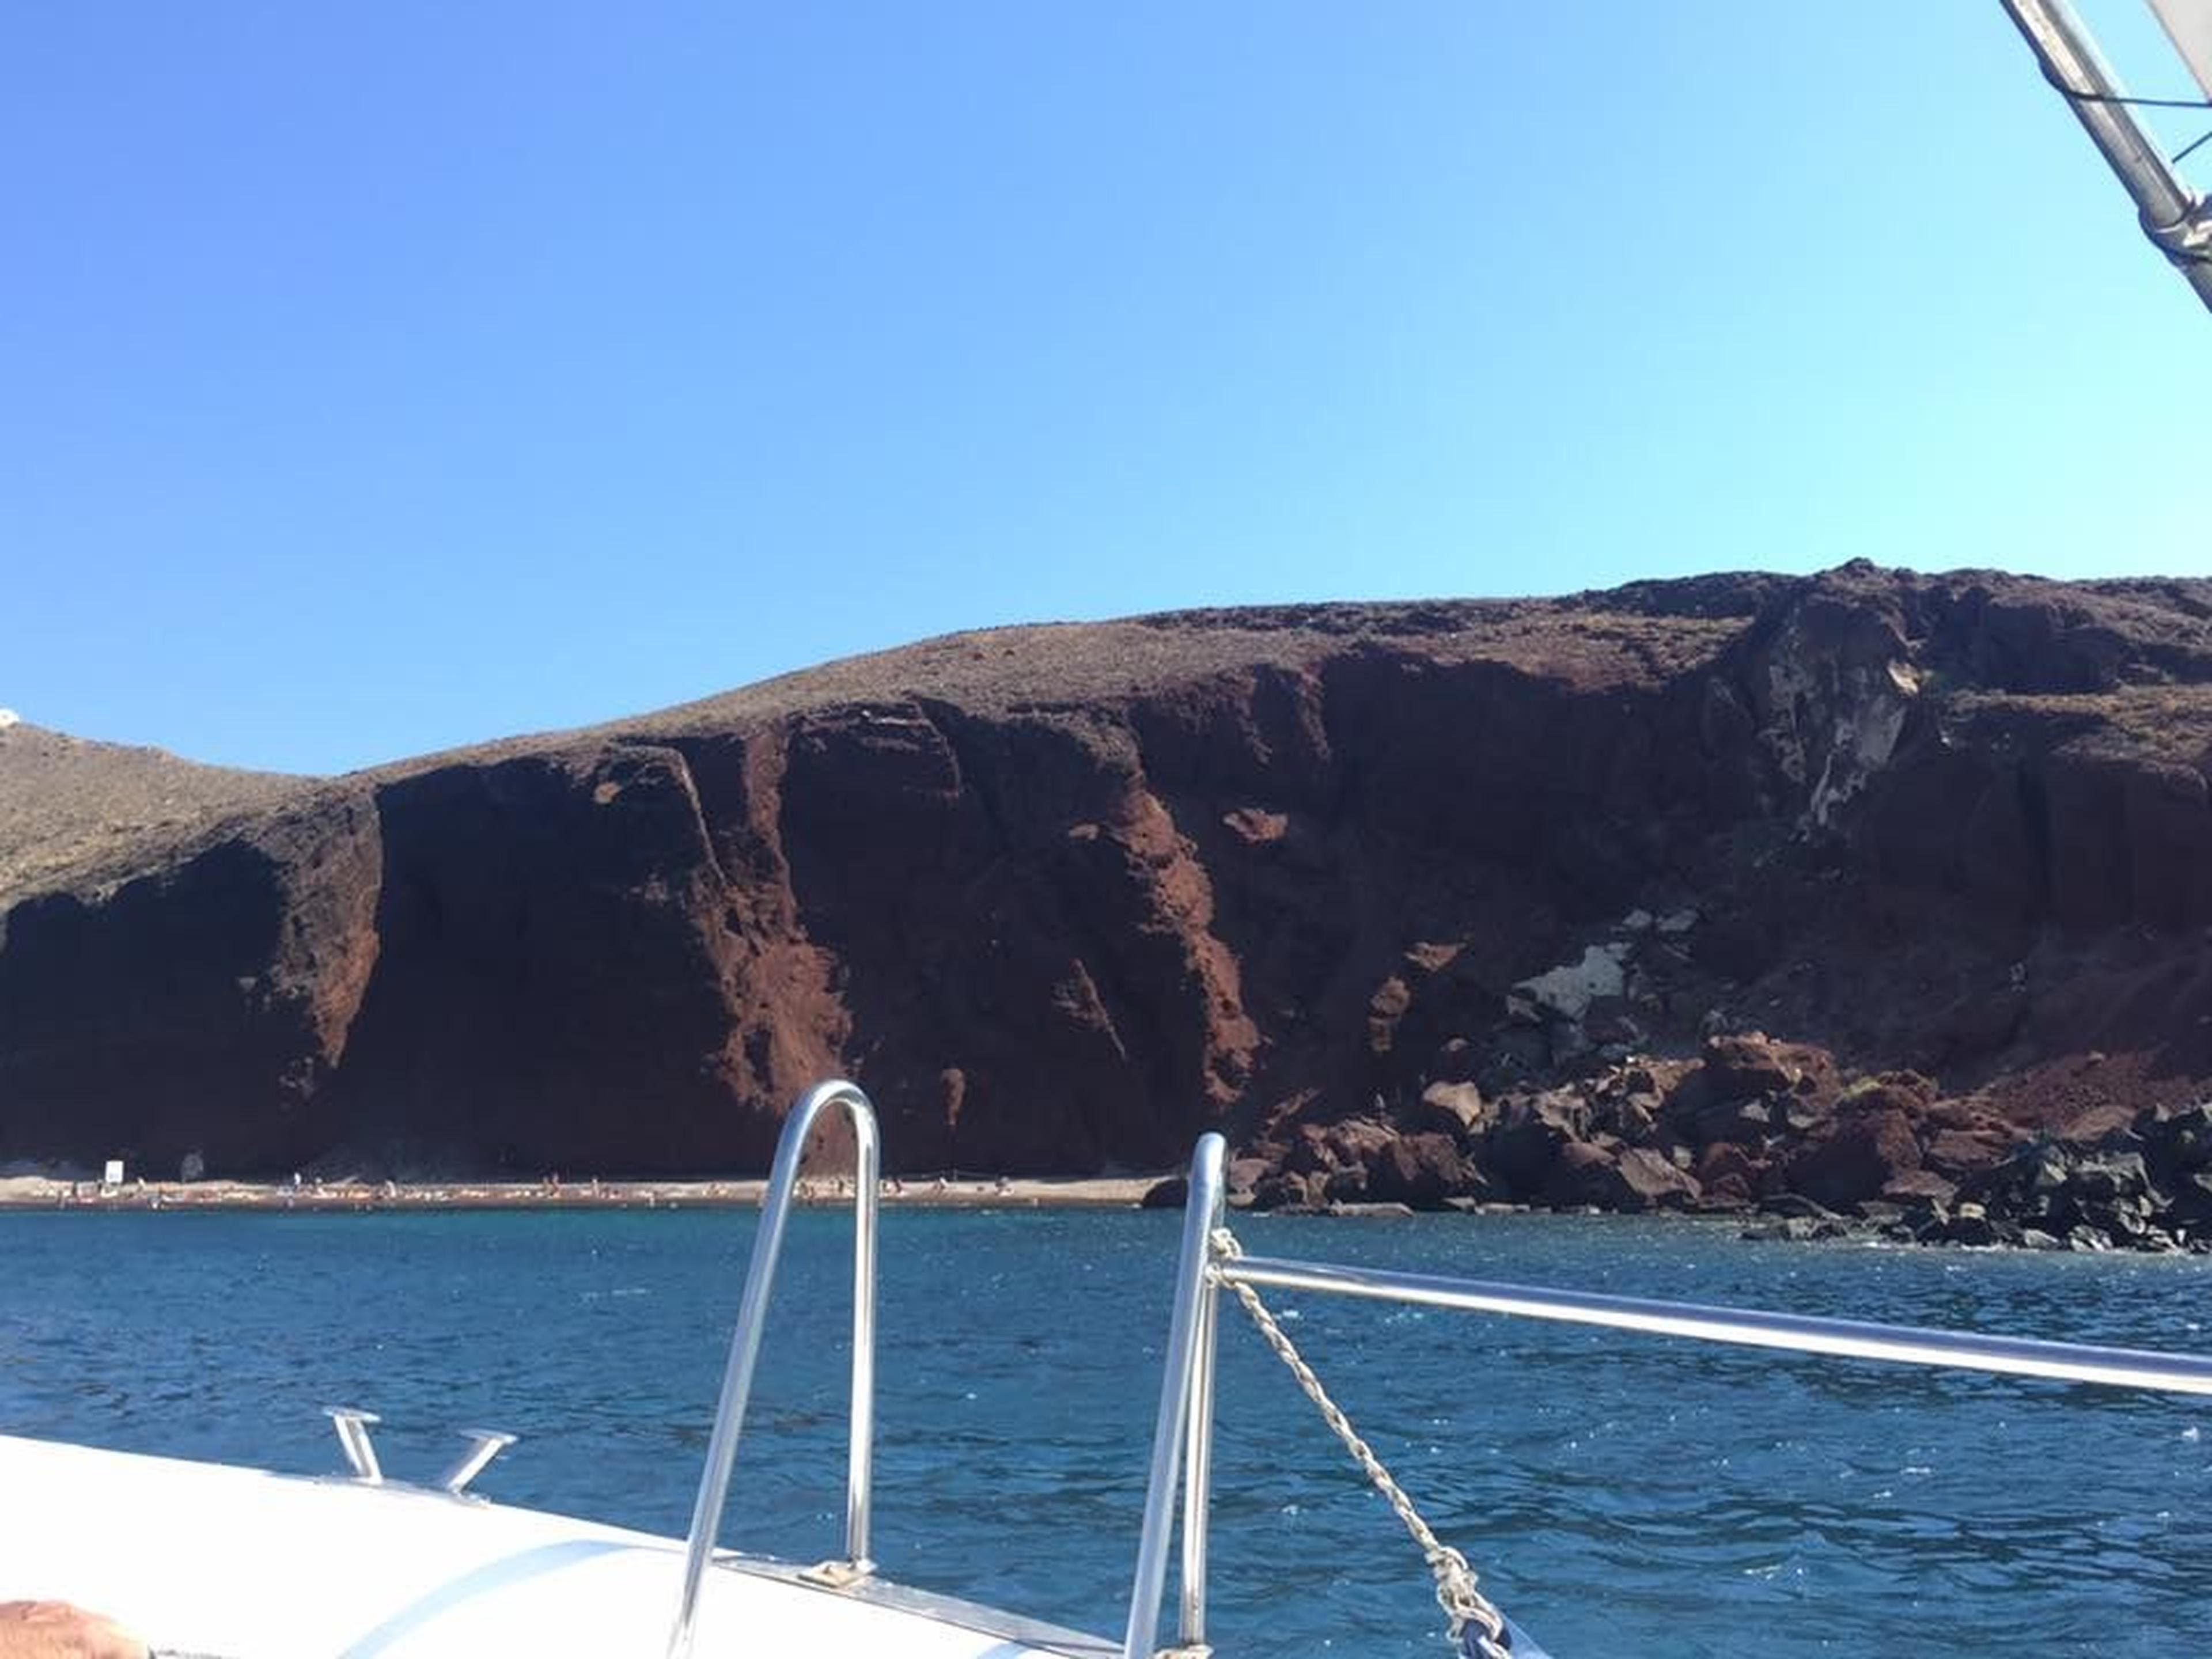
left=0, top=1434, right=1113, bottom=1659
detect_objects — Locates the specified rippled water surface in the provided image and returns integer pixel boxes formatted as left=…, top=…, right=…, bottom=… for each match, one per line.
left=5, top=1207, right=2210, bottom=1656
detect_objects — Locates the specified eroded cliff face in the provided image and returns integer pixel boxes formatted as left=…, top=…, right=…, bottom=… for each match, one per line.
left=3, top=563, right=2209, bottom=1199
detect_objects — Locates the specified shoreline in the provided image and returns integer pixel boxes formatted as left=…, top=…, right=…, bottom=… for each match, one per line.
left=8, top=1176, right=2200, bottom=1253
left=0, top=1173, right=1164, bottom=1214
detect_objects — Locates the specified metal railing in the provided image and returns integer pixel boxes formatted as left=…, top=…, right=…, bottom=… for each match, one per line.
left=1123, top=1135, right=1230, bottom=1659
left=657, top=1091, right=2212, bottom=1658
left=1120, top=1134, right=2212, bottom=1659
left=667, top=1080, right=881, bottom=1659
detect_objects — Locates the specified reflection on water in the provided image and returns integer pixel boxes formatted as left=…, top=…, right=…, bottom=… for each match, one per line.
left=2, top=1207, right=2207, bottom=1656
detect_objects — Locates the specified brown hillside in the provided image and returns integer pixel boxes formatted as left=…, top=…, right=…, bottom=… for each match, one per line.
left=0, top=723, right=304, bottom=901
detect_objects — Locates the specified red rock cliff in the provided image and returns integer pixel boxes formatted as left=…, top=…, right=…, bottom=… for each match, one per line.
left=4, top=563, right=2209, bottom=1183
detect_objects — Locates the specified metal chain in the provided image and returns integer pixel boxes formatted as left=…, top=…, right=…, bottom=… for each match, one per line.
left=1209, top=1228, right=1512, bottom=1659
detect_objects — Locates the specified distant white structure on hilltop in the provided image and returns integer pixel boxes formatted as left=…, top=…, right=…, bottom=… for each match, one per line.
left=0, top=709, right=18, bottom=729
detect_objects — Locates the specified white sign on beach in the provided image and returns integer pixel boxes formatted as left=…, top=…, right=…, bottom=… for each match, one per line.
left=102, top=1160, right=124, bottom=1188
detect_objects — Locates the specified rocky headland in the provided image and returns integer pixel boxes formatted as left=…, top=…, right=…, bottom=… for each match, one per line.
left=5, top=563, right=2211, bottom=1249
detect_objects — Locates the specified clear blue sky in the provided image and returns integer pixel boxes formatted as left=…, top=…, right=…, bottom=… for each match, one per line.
left=4, top=2, right=2206, bottom=775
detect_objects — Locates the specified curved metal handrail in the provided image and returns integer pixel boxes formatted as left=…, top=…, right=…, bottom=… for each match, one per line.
left=667, top=1079, right=881, bottom=1659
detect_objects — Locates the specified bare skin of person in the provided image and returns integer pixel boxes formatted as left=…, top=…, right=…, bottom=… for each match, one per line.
left=0, top=1603, right=149, bottom=1659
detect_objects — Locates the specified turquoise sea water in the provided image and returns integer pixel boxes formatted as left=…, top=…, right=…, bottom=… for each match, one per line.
left=3, top=1207, right=2210, bottom=1657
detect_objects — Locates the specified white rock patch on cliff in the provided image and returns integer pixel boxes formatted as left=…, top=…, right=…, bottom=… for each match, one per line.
left=1806, top=660, right=1918, bottom=827
left=1513, top=942, right=1630, bottom=1023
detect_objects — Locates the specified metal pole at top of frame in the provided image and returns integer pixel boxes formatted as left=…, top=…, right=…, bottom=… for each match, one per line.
left=1999, top=0, right=2212, bottom=312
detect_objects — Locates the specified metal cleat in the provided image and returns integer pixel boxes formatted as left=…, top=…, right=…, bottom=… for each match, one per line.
left=440, top=1428, right=519, bottom=1495
left=321, top=1406, right=384, bottom=1484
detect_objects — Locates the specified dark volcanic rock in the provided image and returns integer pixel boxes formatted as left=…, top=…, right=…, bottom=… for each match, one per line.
left=7, top=563, right=2212, bottom=1205
left=1665, top=1033, right=1841, bottom=1145
left=1936, top=1100, right=2212, bottom=1251
left=1357, top=1131, right=1471, bottom=1207
left=1485, top=1090, right=1590, bottom=1200
left=1692, top=1142, right=1765, bottom=1210
left=1785, top=1078, right=1934, bottom=1212
left=1547, top=1142, right=1700, bottom=1213
left=1141, top=1175, right=1190, bottom=1210
left=1700, top=1033, right=1835, bottom=1104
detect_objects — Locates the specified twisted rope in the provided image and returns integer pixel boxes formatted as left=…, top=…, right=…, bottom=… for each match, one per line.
left=1209, top=1228, right=1512, bottom=1659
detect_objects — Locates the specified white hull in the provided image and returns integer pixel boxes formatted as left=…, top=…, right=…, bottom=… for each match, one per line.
left=0, top=1434, right=1108, bottom=1659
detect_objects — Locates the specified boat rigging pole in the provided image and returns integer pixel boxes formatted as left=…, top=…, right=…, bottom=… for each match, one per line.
left=1999, top=0, right=2212, bottom=313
